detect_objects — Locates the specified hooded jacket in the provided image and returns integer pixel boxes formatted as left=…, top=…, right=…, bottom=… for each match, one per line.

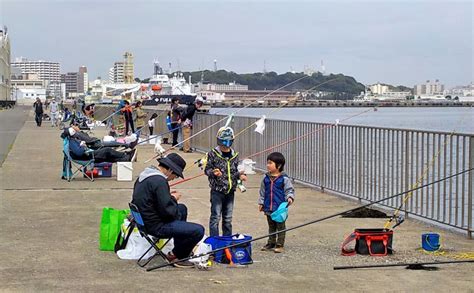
left=258, top=172, right=295, bottom=213
left=204, top=146, right=240, bottom=194
left=131, top=167, right=180, bottom=232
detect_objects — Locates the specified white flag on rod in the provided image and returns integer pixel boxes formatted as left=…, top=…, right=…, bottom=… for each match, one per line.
left=255, top=115, right=266, bottom=135
left=224, top=113, right=234, bottom=128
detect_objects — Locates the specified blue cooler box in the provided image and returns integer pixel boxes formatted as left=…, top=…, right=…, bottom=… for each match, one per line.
left=204, top=234, right=253, bottom=265
left=95, top=162, right=113, bottom=177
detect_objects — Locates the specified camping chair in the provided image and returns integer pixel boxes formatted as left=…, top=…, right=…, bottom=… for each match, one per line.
left=128, top=203, right=171, bottom=268
left=62, top=138, right=96, bottom=182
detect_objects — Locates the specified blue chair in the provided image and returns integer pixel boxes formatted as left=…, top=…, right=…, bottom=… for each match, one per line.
left=62, top=138, right=96, bottom=182
left=128, top=203, right=171, bottom=268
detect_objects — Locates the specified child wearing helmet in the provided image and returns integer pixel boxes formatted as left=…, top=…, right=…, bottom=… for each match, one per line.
left=204, top=126, right=247, bottom=236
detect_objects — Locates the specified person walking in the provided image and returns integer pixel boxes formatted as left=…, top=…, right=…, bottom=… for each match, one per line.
left=50, top=99, right=59, bottom=127
left=33, top=98, right=44, bottom=127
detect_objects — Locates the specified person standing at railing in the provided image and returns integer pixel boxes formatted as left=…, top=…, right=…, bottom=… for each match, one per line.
left=170, top=97, right=183, bottom=146
left=121, top=100, right=135, bottom=135
left=134, top=100, right=147, bottom=135
left=180, top=96, right=204, bottom=153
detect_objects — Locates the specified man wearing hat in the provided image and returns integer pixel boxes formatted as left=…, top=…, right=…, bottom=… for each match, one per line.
left=131, top=153, right=205, bottom=268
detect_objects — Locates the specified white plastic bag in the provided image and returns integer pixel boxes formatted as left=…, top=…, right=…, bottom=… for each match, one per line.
left=189, top=235, right=212, bottom=264
left=116, top=220, right=167, bottom=260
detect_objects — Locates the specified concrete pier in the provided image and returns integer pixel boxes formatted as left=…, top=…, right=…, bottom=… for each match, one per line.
left=0, top=109, right=473, bottom=291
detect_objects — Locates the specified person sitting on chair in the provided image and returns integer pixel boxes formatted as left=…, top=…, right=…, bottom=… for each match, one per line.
left=131, top=153, right=205, bottom=268
left=62, top=126, right=137, bottom=163
left=69, top=124, right=138, bottom=150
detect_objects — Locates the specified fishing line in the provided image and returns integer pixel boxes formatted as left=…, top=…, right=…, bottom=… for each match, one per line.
left=143, top=75, right=310, bottom=163
left=384, top=107, right=473, bottom=229
left=146, top=167, right=474, bottom=271
left=169, top=107, right=375, bottom=186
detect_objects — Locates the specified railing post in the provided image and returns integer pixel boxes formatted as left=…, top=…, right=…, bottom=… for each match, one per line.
left=468, top=136, right=473, bottom=239
left=357, top=128, right=362, bottom=203
left=404, top=132, right=410, bottom=219
left=320, top=125, right=326, bottom=192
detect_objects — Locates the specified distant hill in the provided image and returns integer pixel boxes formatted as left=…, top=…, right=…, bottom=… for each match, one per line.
left=139, top=70, right=365, bottom=97
left=188, top=70, right=364, bottom=95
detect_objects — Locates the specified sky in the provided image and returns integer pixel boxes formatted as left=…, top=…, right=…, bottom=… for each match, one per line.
left=0, top=0, right=472, bottom=87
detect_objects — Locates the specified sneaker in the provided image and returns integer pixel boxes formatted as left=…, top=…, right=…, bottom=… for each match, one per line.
left=166, top=252, right=195, bottom=269
left=261, top=243, right=275, bottom=251
left=274, top=245, right=285, bottom=253
left=173, top=260, right=195, bottom=269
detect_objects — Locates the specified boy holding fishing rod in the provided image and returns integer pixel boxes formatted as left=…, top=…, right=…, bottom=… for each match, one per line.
left=204, top=126, right=247, bottom=237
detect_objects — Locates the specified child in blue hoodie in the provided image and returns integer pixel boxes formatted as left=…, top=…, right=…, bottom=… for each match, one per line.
left=258, top=152, right=295, bottom=253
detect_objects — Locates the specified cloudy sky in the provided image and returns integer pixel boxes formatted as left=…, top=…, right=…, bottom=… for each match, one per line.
left=1, top=0, right=472, bottom=87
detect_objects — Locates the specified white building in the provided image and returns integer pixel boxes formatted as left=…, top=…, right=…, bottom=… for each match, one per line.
left=12, top=57, right=60, bottom=82
left=196, top=82, right=248, bottom=92
left=11, top=57, right=61, bottom=97
left=112, top=62, right=124, bottom=83
left=0, top=26, right=11, bottom=101
left=10, top=72, right=48, bottom=103
left=14, top=88, right=47, bottom=102
left=369, top=83, right=389, bottom=95
left=447, top=82, right=473, bottom=97
left=414, top=79, right=445, bottom=96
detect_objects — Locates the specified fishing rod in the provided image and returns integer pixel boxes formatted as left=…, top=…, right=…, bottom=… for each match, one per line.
left=383, top=107, right=473, bottom=230
left=171, top=77, right=351, bottom=174
left=146, top=167, right=473, bottom=271
left=169, top=107, right=374, bottom=186
left=233, top=77, right=343, bottom=138
left=143, top=75, right=310, bottom=163
left=333, top=260, right=474, bottom=271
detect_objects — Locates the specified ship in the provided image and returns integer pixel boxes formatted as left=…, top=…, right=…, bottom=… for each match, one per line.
left=139, top=61, right=197, bottom=105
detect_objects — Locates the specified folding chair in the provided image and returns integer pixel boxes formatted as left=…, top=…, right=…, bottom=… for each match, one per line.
left=128, top=203, right=171, bottom=268
left=62, top=138, right=96, bottom=182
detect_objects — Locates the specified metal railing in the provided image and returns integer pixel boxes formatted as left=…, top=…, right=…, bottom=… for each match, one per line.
left=191, top=113, right=474, bottom=238
left=94, top=106, right=473, bottom=238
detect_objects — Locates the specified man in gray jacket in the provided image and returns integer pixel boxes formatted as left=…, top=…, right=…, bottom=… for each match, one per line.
left=131, top=153, right=204, bottom=268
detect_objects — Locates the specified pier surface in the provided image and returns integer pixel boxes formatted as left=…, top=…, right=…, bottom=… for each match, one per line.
left=0, top=109, right=473, bottom=292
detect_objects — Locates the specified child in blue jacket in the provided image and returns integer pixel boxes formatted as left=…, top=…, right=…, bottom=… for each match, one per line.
left=258, top=152, right=295, bottom=253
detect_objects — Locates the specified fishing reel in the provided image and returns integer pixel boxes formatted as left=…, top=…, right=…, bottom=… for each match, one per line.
left=195, top=155, right=208, bottom=170
left=392, top=214, right=405, bottom=229
left=195, top=259, right=213, bottom=271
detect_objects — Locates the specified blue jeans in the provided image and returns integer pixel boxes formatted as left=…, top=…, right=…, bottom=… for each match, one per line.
left=154, top=204, right=205, bottom=259
left=209, top=190, right=234, bottom=237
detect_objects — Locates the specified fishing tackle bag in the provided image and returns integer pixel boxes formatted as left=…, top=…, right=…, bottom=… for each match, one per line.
left=341, top=228, right=393, bottom=256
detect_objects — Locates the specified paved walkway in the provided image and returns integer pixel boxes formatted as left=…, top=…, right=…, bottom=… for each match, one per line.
left=0, top=106, right=29, bottom=166
left=0, top=111, right=473, bottom=292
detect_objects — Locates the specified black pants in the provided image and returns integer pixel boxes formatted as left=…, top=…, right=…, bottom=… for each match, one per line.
left=93, top=148, right=130, bottom=163
left=152, top=204, right=205, bottom=259
left=35, top=112, right=43, bottom=126
left=266, top=215, right=286, bottom=246
left=171, top=123, right=179, bottom=146
left=148, top=126, right=154, bottom=136
left=124, top=112, right=135, bottom=135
